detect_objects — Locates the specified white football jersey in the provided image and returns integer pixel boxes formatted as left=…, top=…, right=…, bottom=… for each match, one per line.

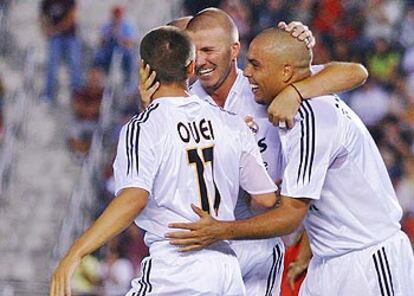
left=113, top=95, right=276, bottom=246
left=280, top=95, right=402, bottom=258
left=191, top=69, right=284, bottom=219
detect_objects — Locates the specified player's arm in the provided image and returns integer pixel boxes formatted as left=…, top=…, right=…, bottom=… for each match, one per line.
left=166, top=195, right=309, bottom=251
left=50, top=187, right=148, bottom=296
left=267, top=62, right=368, bottom=128
left=217, top=194, right=309, bottom=239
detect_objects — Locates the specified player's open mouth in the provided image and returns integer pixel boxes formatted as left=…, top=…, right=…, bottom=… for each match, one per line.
left=198, top=68, right=214, bottom=76
left=250, top=84, right=259, bottom=93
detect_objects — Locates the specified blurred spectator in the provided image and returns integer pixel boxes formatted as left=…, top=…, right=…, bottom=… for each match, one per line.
left=0, top=75, right=4, bottom=142
left=67, top=121, right=95, bottom=160
left=72, top=67, right=103, bottom=121
left=184, top=0, right=222, bottom=15
left=396, top=157, right=414, bottom=215
left=312, top=0, right=343, bottom=46
left=0, top=0, right=12, bottom=17
left=40, top=0, right=82, bottom=103
left=100, top=239, right=134, bottom=296
left=367, top=38, right=401, bottom=87
left=379, top=144, right=403, bottom=184
left=68, top=67, right=103, bottom=160
left=363, top=0, right=403, bottom=41
left=388, top=78, right=414, bottom=125
left=220, top=0, right=251, bottom=40
left=402, top=214, right=414, bottom=246
left=402, top=45, right=414, bottom=74
left=257, top=0, right=290, bottom=29
left=94, top=5, right=137, bottom=91
left=349, top=78, right=390, bottom=127
left=289, top=0, right=314, bottom=24
left=399, top=5, right=414, bottom=47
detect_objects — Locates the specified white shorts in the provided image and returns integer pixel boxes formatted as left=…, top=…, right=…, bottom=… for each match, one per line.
left=126, top=241, right=246, bottom=296
left=300, top=230, right=414, bottom=296
left=231, top=237, right=285, bottom=296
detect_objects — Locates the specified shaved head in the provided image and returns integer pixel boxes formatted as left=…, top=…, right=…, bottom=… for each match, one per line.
left=186, top=8, right=239, bottom=43
left=167, top=16, right=193, bottom=30
left=252, top=28, right=312, bottom=71
left=244, top=28, right=312, bottom=104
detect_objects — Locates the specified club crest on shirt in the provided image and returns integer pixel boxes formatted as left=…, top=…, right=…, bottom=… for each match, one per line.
left=244, top=115, right=259, bottom=135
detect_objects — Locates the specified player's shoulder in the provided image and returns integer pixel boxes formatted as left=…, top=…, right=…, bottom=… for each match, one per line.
left=294, top=94, right=343, bottom=136
left=121, top=102, right=162, bottom=135
left=303, top=94, right=342, bottom=119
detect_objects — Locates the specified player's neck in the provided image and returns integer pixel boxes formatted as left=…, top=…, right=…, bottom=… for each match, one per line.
left=153, top=83, right=190, bottom=100
left=208, top=65, right=238, bottom=108
left=291, top=68, right=312, bottom=85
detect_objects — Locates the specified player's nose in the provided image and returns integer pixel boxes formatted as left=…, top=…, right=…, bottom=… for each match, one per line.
left=243, top=64, right=252, bottom=78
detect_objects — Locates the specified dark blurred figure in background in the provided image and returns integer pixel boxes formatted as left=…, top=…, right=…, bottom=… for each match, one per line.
left=40, top=0, right=82, bottom=103
left=94, top=5, right=137, bottom=92
left=0, top=74, right=4, bottom=142
left=68, top=67, right=103, bottom=160
left=72, top=67, right=103, bottom=122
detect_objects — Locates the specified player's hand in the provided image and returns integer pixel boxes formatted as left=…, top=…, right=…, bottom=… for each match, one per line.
left=50, top=255, right=81, bottom=296
left=166, top=204, right=222, bottom=252
left=287, top=259, right=309, bottom=291
left=267, top=85, right=301, bottom=129
left=278, top=21, right=316, bottom=49
left=139, top=60, right=159, bottom=112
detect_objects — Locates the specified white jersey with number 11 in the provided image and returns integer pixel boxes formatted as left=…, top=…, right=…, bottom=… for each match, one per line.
left=113, top=95, right=276, bottom=247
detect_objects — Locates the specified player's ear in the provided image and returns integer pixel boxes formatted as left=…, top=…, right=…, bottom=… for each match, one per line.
left=231, top=42, right=240, bottom=61
left=186, top=59, right=195, bottom=79
left=282, top=64, right=294, bottom=83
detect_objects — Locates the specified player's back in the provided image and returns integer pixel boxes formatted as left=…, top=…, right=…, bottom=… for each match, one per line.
left=281, top=95, right=403, bottom=258
left=114, top=95, right=250, bottom=247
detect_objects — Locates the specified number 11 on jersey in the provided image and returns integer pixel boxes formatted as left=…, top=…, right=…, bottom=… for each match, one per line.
left=187, top=146, right=221, bottom=216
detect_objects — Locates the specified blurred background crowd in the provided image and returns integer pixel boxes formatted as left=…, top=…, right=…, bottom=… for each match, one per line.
left=0, top=0, right=414, bottom=295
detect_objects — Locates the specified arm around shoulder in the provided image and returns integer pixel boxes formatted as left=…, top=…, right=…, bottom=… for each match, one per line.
left=295, top=62, right=369, bottom=99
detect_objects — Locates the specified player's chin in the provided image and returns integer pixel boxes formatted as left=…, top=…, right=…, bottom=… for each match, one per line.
left=253, top=93, right=267, bottom=105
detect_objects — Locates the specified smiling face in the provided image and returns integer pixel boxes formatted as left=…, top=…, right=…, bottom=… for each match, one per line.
left=243, top=37, right=285, bottom=105
left=187, top=26, right=239, bottom=93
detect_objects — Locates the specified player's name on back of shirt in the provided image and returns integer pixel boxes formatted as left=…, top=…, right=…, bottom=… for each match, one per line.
left=177, top=118, right=215, bottom=144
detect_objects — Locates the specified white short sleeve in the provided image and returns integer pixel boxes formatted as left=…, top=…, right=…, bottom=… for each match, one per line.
left=239, top=122, right=277, bottom=195
left=281, top=101, right=336, bottom=199
left=113, top=120, right=158, bottom=196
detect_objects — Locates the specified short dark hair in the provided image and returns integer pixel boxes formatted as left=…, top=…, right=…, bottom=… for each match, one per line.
left=140, top=26, right=195, bottom=84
